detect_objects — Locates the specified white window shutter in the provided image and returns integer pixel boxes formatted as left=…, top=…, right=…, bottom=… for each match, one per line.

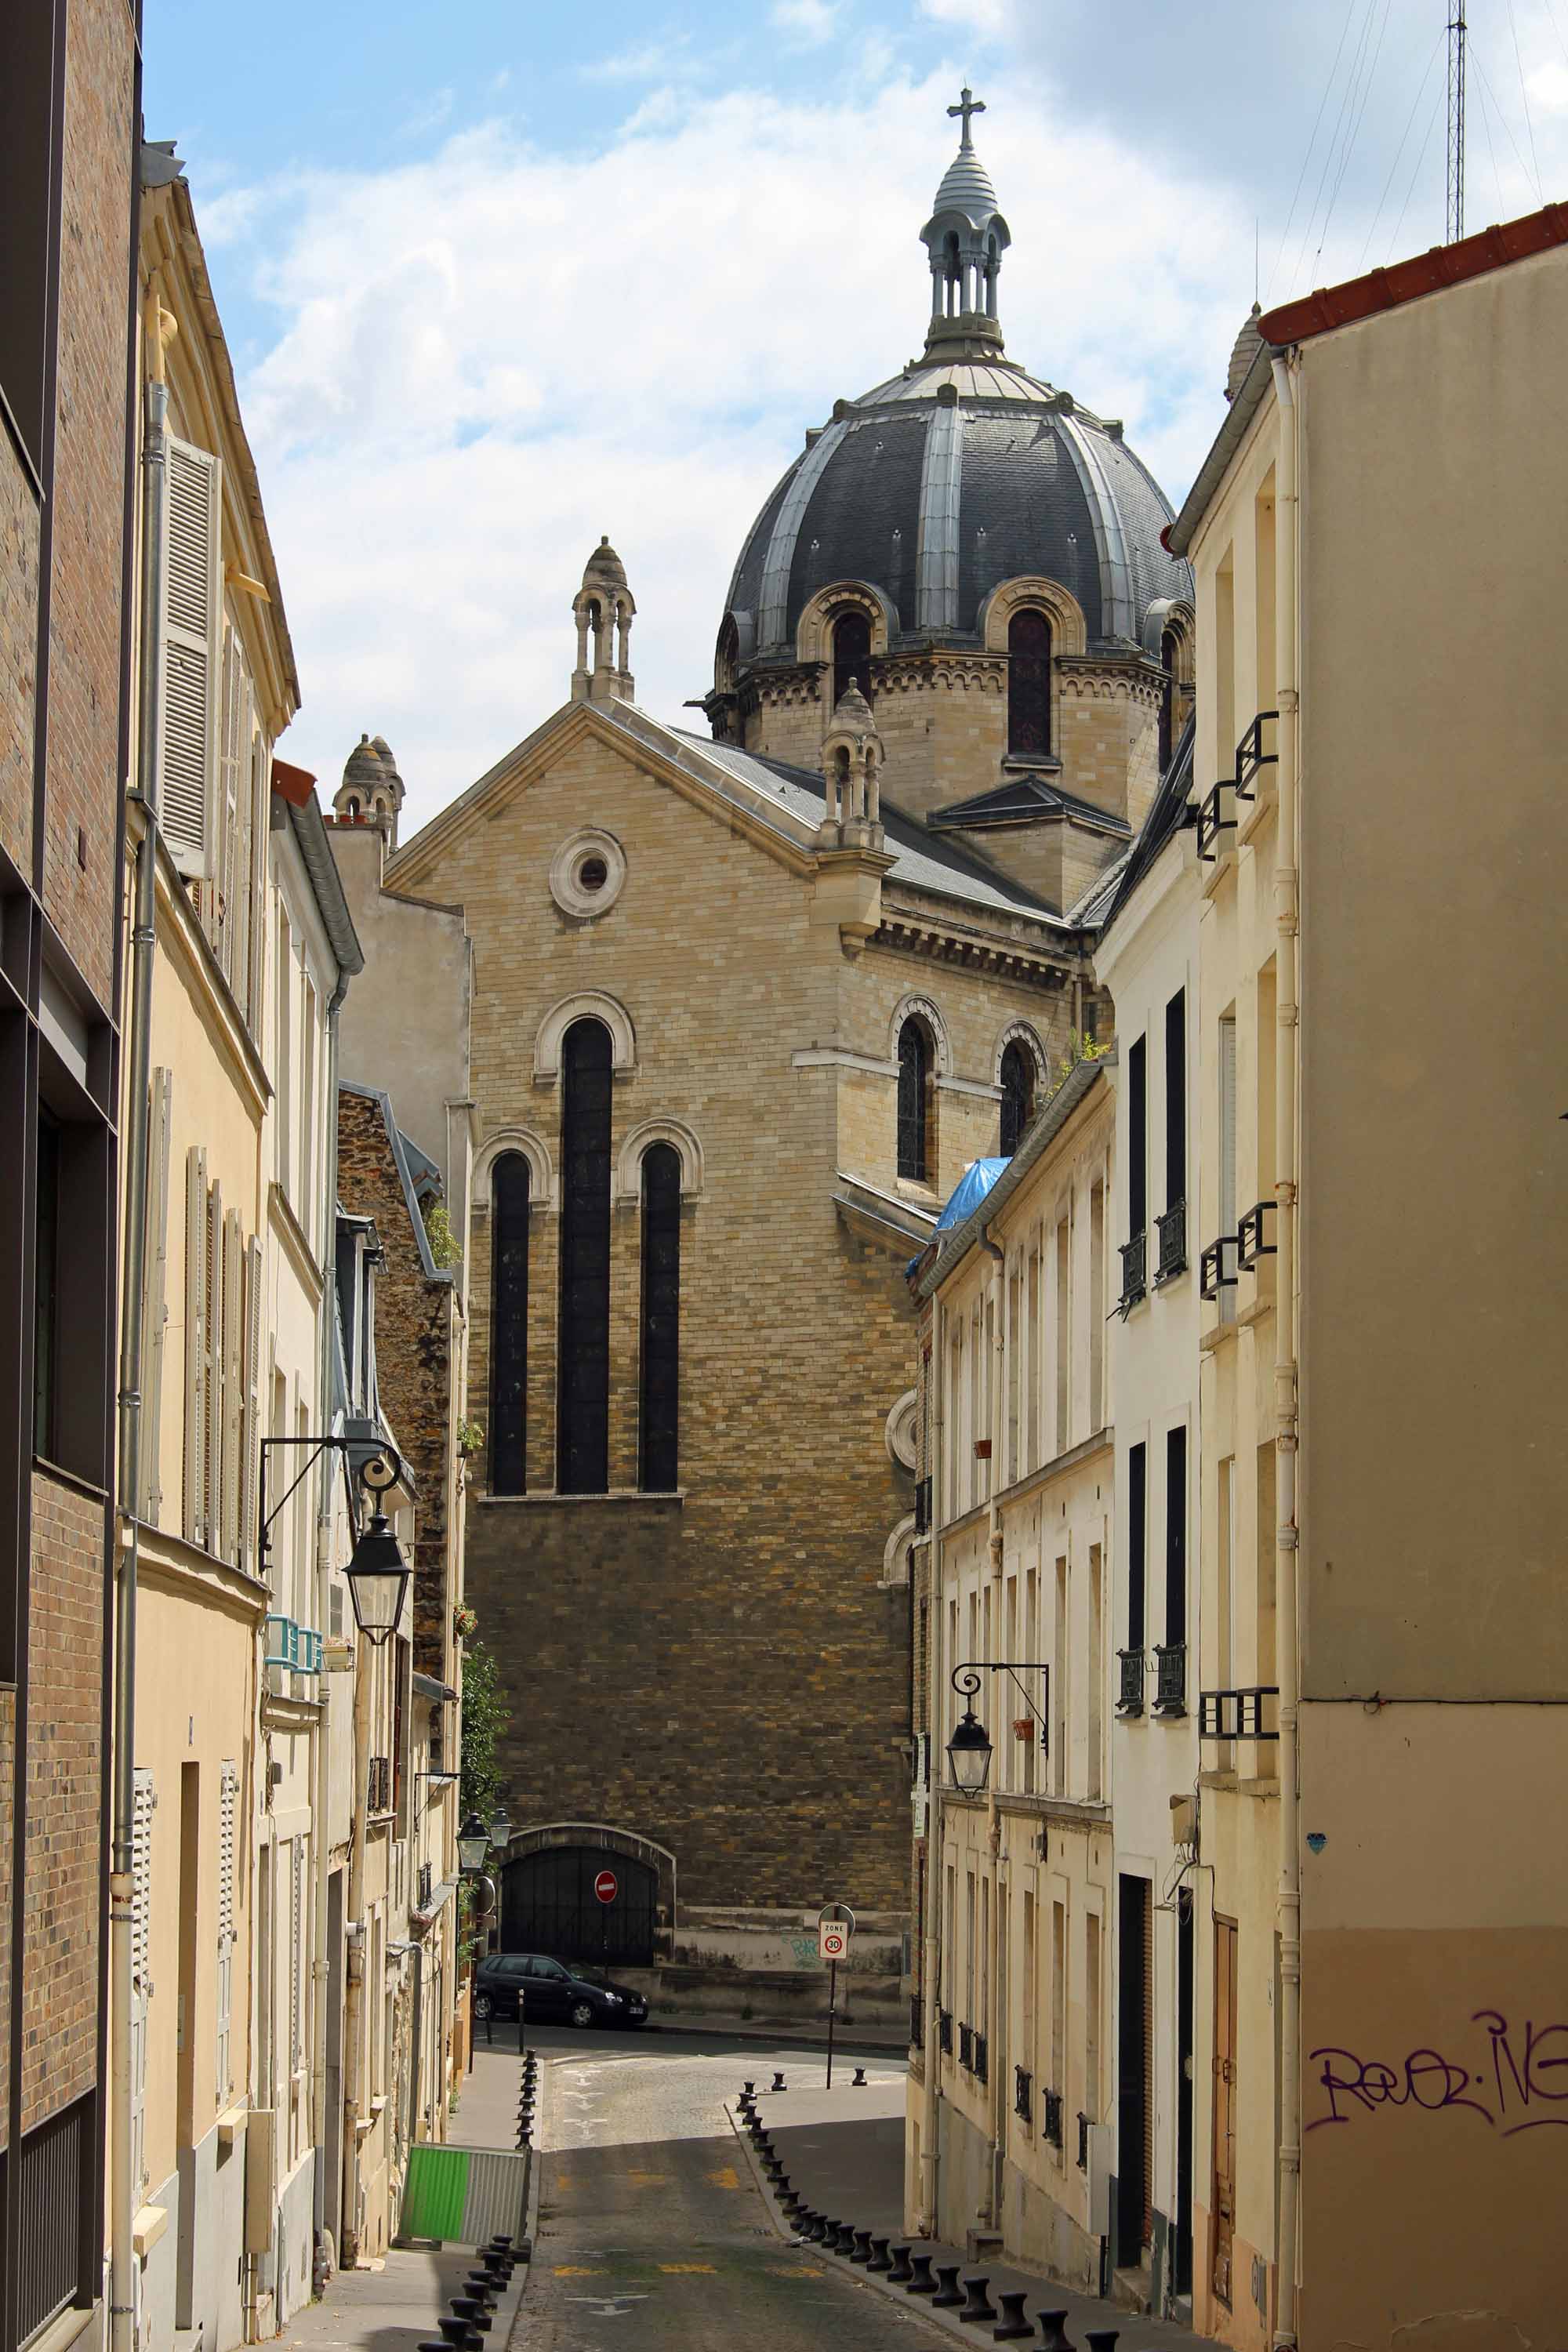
left=142, top=1069, right=172, bottom=1526
left=183, top=1145, right=208, bottom=1544
left=205, top=1178, right=223, bottom=1550
left=223, top=1208, right=244, bottom=1563
left=289, top=1839, right=304, bottom=2071
left=216, top=1761, right=238, bottom=2103
left=241, top=1237, right=263, bottom=1570
left=131, top=1769, right=154, bottom=2196
left=246, top=728, right=267, bottom=1036
left=159, top=436, right=222, bottom=878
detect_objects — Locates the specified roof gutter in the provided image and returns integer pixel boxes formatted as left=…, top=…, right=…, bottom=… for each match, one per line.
left=278, top=775, right=365, bottom=983
left=1163, top=339, right=1276, bottom=558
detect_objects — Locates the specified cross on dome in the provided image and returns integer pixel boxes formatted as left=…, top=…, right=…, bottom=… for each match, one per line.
left=948, top=86, right=985, bottom=148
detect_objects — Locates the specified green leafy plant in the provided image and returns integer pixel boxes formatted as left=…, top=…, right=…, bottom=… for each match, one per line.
left=424, top=1201, right=460, bottom=1269
left=452, top=1601, right=478, bottom=1642
left=1044, top=1029, right=1111, bottom=1106
left=456, top=1418, right=485, bottom=1458
left=459, top=1639, right=508, bottom=1827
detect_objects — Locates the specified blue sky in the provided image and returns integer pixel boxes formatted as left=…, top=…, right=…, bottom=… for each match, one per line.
left=143, top=0, right=1568, bottom=829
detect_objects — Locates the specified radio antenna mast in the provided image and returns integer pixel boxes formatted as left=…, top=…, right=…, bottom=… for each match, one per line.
left=1446, top=4, right=1467, bottom=242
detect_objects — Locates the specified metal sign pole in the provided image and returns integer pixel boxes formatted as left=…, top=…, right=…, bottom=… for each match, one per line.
left=826, top=1958, right=837, bottom=2090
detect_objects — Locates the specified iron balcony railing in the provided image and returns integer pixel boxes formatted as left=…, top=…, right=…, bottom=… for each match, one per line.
left=418, top=1861, right=433, bottom=1909
left=1197, top=780, right=1236, bottom=862
left=265, top=1615, right=325, bottom=1675
left=1200, top=1235, right=1239, bottom=1302
left=1014, top=2064, right=1033, bottom=2123
left=1200, top=1686, right=1281, bottom=1740
left=1155, top=1200, right=1188, bottom=1283
left=973, top=2032, right=989, bottom=2086
left=1154, top=1642, right=1187, bottom=1715
left=958, top=2021, right=974, bottom=2071
left=1043, top=2088, right=1064, bottom=2148
left=910, top=1994, right=924, bottom=2049
left=1117, top=1229, right=1147, bottom=1316
left=1116, top=1648, right=1145, bottom=1717
left=1236, top=1199, right=1277, bottom=1271
left=367, top=1755, right=393, bottom=1812
left=938, top=2006, right=953, bottom=2056
left=1076, top=2111, right=1091, bottom=2170
left=914, top=1475, right=932, bottom=1536
left=1234, top=710, right=1279, bottom=801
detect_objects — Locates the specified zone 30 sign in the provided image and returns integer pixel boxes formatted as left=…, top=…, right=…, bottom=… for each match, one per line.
left=818, top=1901, right=855, bottom=1962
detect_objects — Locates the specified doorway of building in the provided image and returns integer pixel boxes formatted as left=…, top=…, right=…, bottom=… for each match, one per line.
left=1116, top=1873, right=1152, bottom=2272
left=1174, top=1887, right=1194, bottom=2298
left=502, top=1846, right=657, bottom=1966
left=1212, top=1915, right=1237, bottom=2308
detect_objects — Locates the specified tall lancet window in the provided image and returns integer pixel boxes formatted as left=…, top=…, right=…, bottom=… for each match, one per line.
left=833, top=611, right=873, bottom=708
left=489, top=1153, right=530, bottom=1494
left=557, top=1020, right=613, bottom=1494
left=1007, top=608, right=1053, bottom=757
left=1000, top=1040, right=1035, bottom=1156
left=898, top=1017, right=934, bottom=1183
left=639, top=1144, right=681, bottom=1492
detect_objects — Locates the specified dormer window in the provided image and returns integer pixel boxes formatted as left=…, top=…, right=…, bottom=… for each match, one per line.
left=1007, top=608, right=1052, bottom=757
left=833, top=611, right=873, bottom=708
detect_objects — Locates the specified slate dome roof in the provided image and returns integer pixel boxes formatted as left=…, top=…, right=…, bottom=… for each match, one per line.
left=718, top=100, right=1192, bottom=670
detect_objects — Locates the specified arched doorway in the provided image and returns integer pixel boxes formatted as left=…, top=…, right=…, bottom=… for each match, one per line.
left=502, top=1844, right=659, bottom=1966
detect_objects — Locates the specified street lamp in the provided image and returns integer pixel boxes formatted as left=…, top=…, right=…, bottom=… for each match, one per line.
left=343, top=1511, right=412, bottom=1646
left=946, top=1661, right=1050, bottom=1793
left=489, top=1805, right=512, bottom=1850
left=457, top=1813, right=491, bottom=1873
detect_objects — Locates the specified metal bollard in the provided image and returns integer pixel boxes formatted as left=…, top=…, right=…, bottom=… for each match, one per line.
left=993, top=2290, right=1033, bottom=2340
left=448, top=2299, right=490, bottom=2336
left=797, top=2210, right=824, bottom=2241
left=833, top=2223, right=858, bottom=2257
left=887, top=2245, right=914, bottom=2283
left=958, top=2276, right=996, bottom=2322
left=931, top=2264, right=965, bottom=2308
left=770, top=2071, right=787, bottom=2092
left=1083, top=2335, right=1118, bottom=2352
left=851, top=2066, right=867, bottom=2086
left=1036, top=2313, right=1074, bottom=2350
left=435, top=2324, right=474, bottom=2352
left=850, top=2229, right=874, bottom=2263
left=741, top=2080, right=757, bottom=2098
left=906, top=2252, right=938, bottom=2293
left=866, top=2236, right=892, bottom=2272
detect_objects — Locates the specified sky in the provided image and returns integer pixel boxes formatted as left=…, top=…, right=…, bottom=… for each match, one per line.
left=145, top=0, right=1568, bottom=836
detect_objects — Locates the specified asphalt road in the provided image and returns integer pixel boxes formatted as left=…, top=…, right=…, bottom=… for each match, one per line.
left=520, top=2024, right=933, bottom=2352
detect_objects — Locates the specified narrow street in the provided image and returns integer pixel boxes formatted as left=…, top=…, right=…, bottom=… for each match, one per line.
left=521, top=2027, right=931, bottom=2352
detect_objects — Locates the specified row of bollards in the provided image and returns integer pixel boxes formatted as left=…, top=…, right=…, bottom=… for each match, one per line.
left=737, top=2078, right=1124, bottom=2350
left=516, top=2047, right=539, bottom=2149
left=416, top=2237, right=520, bottom=2352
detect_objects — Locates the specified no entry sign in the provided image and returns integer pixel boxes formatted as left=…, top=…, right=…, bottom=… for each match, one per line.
left=593, top=1868, right=619, bottom=1905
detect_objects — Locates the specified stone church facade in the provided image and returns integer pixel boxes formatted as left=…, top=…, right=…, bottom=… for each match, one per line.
left=351, top=93, right=1192, bottom=2020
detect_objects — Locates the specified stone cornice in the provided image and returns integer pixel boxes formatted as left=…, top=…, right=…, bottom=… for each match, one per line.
left=874, top=904, right=1087, bottom=988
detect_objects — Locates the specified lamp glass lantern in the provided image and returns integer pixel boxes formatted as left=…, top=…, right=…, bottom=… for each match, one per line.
left=946, top=1705, right=993, bottom=1795
left=457, top=1813, right=491, bottom=1873
left=344, top=1511, right=412, bottom=1646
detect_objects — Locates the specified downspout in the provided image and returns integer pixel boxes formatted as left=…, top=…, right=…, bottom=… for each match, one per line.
left=979, top=1229, right=1006, bottom=2227
left=111, top=290, right=173, bottom=2352
left=311, top=978, right=348, bottom=2272
left=341, top=1581, right=373, bottom=2265
left=917, top=1287, right=945, bottom=2238
left=1269, top=350, right=1302, bottom=2352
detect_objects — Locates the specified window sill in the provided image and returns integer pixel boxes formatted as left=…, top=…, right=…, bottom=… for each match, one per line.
left=1237, top=778, right=1278, bottom=848
left=32, top=1454, right=110, bottom=1503
left=477, top=1487, right=687, bottom=1507
left=132, top=2204, right=169, bottom=2259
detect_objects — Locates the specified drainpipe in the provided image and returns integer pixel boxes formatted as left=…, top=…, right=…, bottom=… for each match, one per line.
left=917, top=1286, right=945, bottom=2241
left=1269, top=349, right=1302, bottom=2352
left=110, top=289, right=174, bottom=2352
left=979, top=1229, right=1006, bottom=2227
left=311, top=978, right=348, bottom=2270
left=341, top=1606, right=373, bottom=2264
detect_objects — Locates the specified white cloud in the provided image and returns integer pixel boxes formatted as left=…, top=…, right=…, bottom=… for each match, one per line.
left=769, top=0, right=840, bottom=46
left=580, top=36, right=698, bottom=85
left=918, top=0, right=1014, bottom=36
left=225, top=71, right=1263, bottom=834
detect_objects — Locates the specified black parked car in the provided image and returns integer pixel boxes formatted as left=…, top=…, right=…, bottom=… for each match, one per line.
left=473, top=1951, right=648, bottom=2030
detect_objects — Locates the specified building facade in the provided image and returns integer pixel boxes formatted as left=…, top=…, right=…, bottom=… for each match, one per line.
left=0, top=3, right=139, bottom=2343
left=1169, top=205, right=1568, bottom=2347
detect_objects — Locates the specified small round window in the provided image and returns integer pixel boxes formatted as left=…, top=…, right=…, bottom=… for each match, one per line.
left=550, top=829, right=626, bottom=920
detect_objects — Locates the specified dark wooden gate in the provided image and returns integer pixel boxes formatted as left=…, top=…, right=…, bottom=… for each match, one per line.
left=501, top=1846, right=656, bottom=1966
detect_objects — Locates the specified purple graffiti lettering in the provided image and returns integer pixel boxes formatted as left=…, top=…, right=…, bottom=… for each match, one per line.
left=1473, top=2011, right=1568, bottom=2121
left=1306, top=2044, right=1494, bottom=2132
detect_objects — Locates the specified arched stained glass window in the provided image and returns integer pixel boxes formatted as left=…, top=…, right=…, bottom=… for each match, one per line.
left=557, top=1019, right=613, bottom=1494
left=489, top=1152, right=530, bottom=1495
left=639, top=1144, right=681, bottom=1492
left=833, top=611, right=873, bottom=708
left=1007, top=608, right=1053, bottom=757
left=1000, top=1040, right=1036, bottom=1157
left=898, top=1018, right=933, bottom=1183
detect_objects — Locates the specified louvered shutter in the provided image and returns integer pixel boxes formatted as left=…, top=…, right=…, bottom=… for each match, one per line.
left=183, top=1146, right=209, bottom=1544
left=142, top=1069, right=172, bottom=1525
left=159, top=437, right=221, bottom=877
left=205, top=1180, right=223, bottom=1551
left=246, top=729, right=267, bottom=1035
left=216, top=1762, right=238, bottom=2103
left=131, top=1769, right=154, bottom=2196
left=223, top=1208, right=243, bottom=1563
left=220, top=630, right=242, bottom=984
left=241, top=1238, right=263, bottom=1570
left=289, top=1840, right=304, bottom=2071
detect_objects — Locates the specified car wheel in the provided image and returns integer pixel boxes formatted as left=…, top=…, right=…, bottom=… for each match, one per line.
left=473, top=1990, right=495, bottom=2021
left=568, top=1999, right=597, bottom=2030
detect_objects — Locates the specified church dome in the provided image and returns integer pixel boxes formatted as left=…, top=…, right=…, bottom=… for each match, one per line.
left=717, top=94, right=1189, bottom=669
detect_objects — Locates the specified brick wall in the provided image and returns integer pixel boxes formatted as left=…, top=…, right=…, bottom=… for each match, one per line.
left=40, top=0, right=134, bottom=1011
left=22, top=1472, right=105, bottom=2130
left=0, top=455, right=40, bottom=881
left=336, top=1091, right=458, bottom=1681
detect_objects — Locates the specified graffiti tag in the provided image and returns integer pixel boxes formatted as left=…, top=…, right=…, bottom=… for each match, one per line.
left=1308, top=2009, right=1568, bottom=2136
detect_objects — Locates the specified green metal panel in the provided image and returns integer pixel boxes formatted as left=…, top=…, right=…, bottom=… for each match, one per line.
left=401, top=2145, right=470, bottom=2241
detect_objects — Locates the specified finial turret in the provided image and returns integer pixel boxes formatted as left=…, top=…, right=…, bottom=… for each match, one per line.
left=921, top=89, right=1009, bottom=360
left=572, top=535, right=636, bottom=705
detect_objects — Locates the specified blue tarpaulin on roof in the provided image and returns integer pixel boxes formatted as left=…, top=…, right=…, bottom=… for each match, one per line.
left=935, top=1158, right=1009, bottom=1231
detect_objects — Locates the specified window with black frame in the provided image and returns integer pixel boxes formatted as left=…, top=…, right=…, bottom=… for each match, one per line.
left=832, top=610, right=873, bottom=707
left=999, top=1039, right=1035, bottom=1156
left=639, top=1143, right=681, bottom=1491
left=557, top=1020, right=613, bottom=1493
left=897, top=1018, right=933, bottom=1182
left=1007, top=608, right=1052, bottom=757
left=489, top=1151, right=530, bottom=1494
